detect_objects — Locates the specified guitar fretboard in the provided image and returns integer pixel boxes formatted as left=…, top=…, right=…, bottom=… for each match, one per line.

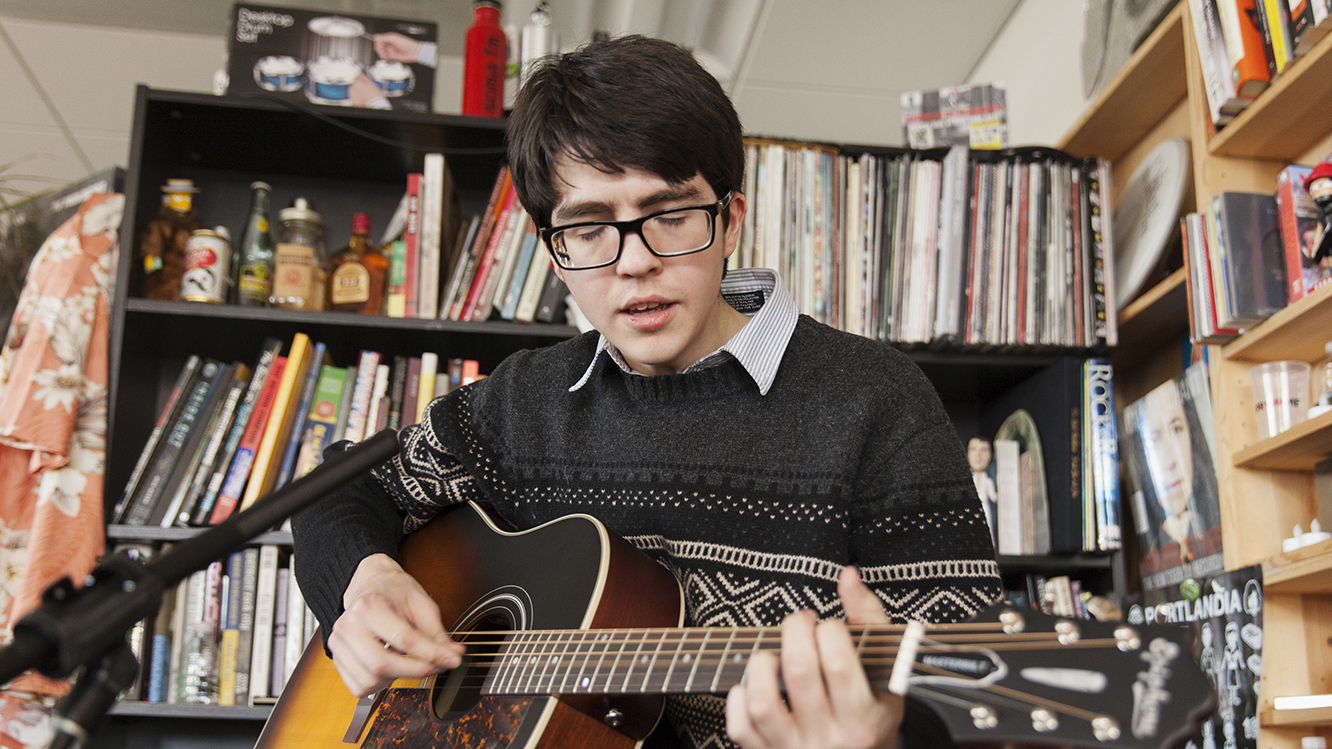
left=477, top=627, right=894, bottom=697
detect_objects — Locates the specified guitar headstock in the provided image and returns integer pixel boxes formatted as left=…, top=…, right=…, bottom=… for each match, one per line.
left=904, top=604, right=1217, bottom=748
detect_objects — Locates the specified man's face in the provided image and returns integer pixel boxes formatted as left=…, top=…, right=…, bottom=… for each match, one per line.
left=967, top=438, right=992, bottom=473
left=548, top=157, right=748, bottom=375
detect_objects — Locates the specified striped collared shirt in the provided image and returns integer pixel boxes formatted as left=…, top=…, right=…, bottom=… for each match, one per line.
left=569, top=267, right=799, bottom=395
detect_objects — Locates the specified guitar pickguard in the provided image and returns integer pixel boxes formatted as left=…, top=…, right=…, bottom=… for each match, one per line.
left=362, top=690, right=536, bottom=749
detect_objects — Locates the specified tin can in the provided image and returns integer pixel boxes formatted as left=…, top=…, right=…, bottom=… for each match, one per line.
left=181, top=227, right=232, bottom=303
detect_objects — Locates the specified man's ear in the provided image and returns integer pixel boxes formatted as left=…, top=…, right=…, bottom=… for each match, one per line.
left=722, top=192, right=747, bottom=261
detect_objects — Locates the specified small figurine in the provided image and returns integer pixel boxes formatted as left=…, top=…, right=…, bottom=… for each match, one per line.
left=137, top=178, right=201, bottom=300
left=967, top=437, right=998, bottom=543
left=1302, top=160, right=1332, bottom=265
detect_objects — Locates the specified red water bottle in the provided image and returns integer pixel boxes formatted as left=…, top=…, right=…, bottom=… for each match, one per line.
left=463, top=0, right=506, bottom=117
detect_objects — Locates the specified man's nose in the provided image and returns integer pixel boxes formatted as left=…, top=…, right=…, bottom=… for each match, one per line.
left=615, top=229, right=662, bottom=275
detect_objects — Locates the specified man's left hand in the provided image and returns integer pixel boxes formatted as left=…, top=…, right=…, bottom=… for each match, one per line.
left=725, top=566, right=903, bottom=749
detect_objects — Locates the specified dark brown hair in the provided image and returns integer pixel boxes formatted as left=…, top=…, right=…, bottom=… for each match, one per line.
left=506, top=35, right=744, bottom=229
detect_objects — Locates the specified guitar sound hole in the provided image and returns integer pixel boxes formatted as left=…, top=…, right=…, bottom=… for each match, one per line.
left=433, top=613, right=512, bottom=721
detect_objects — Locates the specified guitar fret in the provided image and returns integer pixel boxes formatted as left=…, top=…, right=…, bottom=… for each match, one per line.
left=684, top=630, right=711, bottom=693
left=604, top=631, right=631, bottom=693
left=502, top=632, right=531, bottom=695
left=562, top=630, right=590, bottom=693
left=711, top=627, right=738, bottom=692
left=543, top=631, right=570, bottom=693
left=589, top=631, right=615, bottom=693
left=641, top=630, right=670, bottom=693
left=619, top=630, right=651, bottom=693
left=660, top=630, right=689, bottom=693
left=522, top=632, right=548, bottom=694
left=484, top=634, right=513, bottom=696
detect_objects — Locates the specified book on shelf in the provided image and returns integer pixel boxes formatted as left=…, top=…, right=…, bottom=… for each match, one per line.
left=1216, top=0, right=1273, bottom=96
left=172, top=365, right=252, bottom=527
left=439, top=215, right=481, bottom=320
left=478, top=207, right=530, bottom=321
left=292, top=365, right=349, bottom=479
left=535, top=272, right=569, bottom=325
left=270, top=566, right=289, bottom=698
left=401, top=356, right=422, bottom=429
left=500, top=221, right=540, bottom=320
left=1211, top=191, right=1286, bottom=329
left=1182, top=212, right=1242, bottom=344
left=387, top=355, right=408, bottom=430
left=282, top=556, right=306, bottom=691
left=341, top=350, right=382, bottom=443
left=239, top=333, right=314, bottom=512
left=209, top=354, right=288, bottom=524
left=461, top=184, right=521, bottom=322
left=151, top=361, right=239, bottom=527
left=112, top=355, right=202, bottom=524
left=122, top=359, right=225, bottom=526
left=248, top=544, right=280, bottom=704
left=416, top=353, right=438, bottom=425
left=234, top=546, right=260, bottom=704
left=191, top=339, right=283, bottom=525
left=449, top=167, right=512, bottom=321
left=418, top=153, right=454, bottom=320
left=146, top=573, right=178, bottom=702
left=1083, top=358, right=1121, bottom=553
left=1293, top=0, right=1332, bottom=52
left=1277, top=165, right=1330, bottom=303
left=1120, top=361, right=1225, bottom=594
left=216, top=551, right=244, bottom=706
left=365, top=363, right=391, bottom=437
left=274, top=342, right=329, bottom=489
left=1188, top=0, right=1247, bottom=126
left=402, top=173, right=422, bottom=318
left=1255, top=0, right=1295, bottom=75
left=331, top=363, right=357, bottom=443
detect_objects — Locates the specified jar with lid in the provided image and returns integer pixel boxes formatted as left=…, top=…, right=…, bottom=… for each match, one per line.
left=270, top=197, right=327, bottom=311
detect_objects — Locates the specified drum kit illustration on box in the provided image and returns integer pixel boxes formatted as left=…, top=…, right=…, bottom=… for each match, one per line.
left=252, top=16, right=414, bottom=104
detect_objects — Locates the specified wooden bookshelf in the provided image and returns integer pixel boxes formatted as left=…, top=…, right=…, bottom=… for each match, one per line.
left=1260, top=705, right=1332, bottom=728
left=1232, top=410, right=1332, bottom=471
left=1114, top=268, right=1188, bottom=371
left=1223, top=276, right=1332, bottom=364
left=1264, top=540, right=1332, bottom=594
left=1208, top=31, right=1332, bottom=161
left=1057, top=3, right=1186, bottom=161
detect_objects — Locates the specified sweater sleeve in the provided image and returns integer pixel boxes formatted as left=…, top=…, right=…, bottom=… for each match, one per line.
left=849, top=359, right=1002, bottom=625
left=290, top=386, right=488, bottom=641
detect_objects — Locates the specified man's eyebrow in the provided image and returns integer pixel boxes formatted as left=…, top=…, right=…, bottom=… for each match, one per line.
left=553, top=184, right=706, bottom=223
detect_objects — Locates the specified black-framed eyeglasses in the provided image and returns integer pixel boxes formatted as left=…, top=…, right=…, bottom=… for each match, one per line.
left=540, top=192, right=733, bottom=270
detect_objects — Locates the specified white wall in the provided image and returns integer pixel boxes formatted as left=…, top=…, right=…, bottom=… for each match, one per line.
left=966, top=0, right=1092, bottom=148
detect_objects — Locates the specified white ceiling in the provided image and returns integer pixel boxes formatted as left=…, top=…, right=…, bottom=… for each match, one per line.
left=0, top=0, right=1023, bottom=200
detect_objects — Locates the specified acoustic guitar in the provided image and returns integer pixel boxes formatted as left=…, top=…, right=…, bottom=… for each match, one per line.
left=257, top=502, right=1216, bottom=749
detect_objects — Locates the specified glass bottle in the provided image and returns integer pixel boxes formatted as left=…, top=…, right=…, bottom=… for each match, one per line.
left=270, top=197, right=327, bottom=311
left=463, top=0, right=505, bottom=117
left=328, top=212, right=389, bottom=314
left=235, top=181, right=275, bottom=306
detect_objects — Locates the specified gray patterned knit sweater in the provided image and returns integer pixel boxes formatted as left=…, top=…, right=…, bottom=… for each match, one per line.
left=292, top=315, right=1002, bottom=749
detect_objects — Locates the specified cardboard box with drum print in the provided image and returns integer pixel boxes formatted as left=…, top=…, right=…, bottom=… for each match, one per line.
left=226, top=4, right=437, bottom=114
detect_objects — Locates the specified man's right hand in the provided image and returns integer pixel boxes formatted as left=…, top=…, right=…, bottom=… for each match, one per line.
left=327, top=553, right=464, bottom=696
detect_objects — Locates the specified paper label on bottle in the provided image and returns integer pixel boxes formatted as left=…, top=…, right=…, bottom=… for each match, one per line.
left=273, top=243, right=316, bottom=307
left=331, top=261, right=371, bottom=304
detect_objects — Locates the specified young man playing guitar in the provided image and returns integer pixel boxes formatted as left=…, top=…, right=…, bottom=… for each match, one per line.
left=292, top=35, right=1001, bottom=749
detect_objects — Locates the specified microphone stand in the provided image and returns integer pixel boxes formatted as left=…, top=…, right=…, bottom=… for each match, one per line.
left=0, top=429, right=399, bottom=749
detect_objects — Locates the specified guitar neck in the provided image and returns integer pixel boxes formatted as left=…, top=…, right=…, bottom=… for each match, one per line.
left=474, top=625, right=908, bottom=697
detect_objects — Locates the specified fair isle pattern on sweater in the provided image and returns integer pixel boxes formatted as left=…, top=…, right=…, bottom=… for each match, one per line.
left=301, top=315, right=1001, bottom=749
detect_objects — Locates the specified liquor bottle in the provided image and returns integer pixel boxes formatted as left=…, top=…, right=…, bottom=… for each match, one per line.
left=463, top=0, right=505, bottom=117
left=328, top=212, right=389, bottom=314
left=270, top=198, right=327, bottom=311
left=236, top=181, right=275, bottom=306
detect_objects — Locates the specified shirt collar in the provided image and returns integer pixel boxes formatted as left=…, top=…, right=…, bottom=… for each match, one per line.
left=568, top=267, right=799, bottom=395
